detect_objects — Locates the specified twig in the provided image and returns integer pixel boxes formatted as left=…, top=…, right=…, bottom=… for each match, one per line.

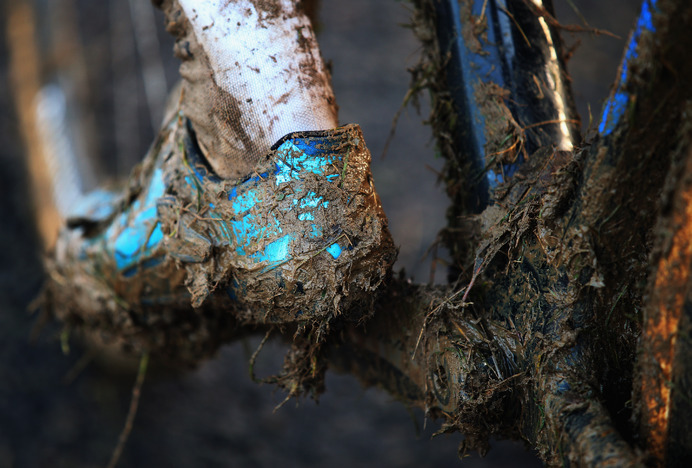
left=106, top=352, right=149, bottom=468
left=498, top=6, right=531, bottom=48
left=411, top=259, right=484, bottom=360
left=522, top=0, right=619, bottom=39
left=381, top=88, right=416, bottom=160
left=461, top=257, right=484, bottom=304
left=63, top=350, right=95, bottom=385
left=249, top=329, right=273, bottom=383
left=522, top=118, right=580, bottom=131
left=478, top=0, right=490, bottom=26
left=411, top=287, right=465, bottom=360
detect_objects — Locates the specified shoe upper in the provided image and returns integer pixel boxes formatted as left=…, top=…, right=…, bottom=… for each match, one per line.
left=47, top=108, right=396, bottom=358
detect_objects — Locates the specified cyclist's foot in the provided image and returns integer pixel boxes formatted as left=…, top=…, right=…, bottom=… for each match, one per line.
left=49, top=111, right=395, bottom=333
left=45, top=0, right=396, bottom=365
left=164, top=117, right=397, bottom=323
left=158, top=0, right=338, bottom=179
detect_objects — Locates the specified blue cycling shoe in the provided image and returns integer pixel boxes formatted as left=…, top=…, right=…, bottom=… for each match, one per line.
left=48, top=111, right=396, bottom=342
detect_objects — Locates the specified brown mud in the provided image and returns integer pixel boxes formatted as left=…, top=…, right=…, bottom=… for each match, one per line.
left=40, top=0, right=393, bottom=408
left=45, top=108, right=395, bottom=371
left=160, top=0, right=261, bottom=179
left=471, top=0, right=692, bottom=463
left=473, top=82, right=525, bottom=171
left=405, top=0, right=481, bottom=270
left=364, top=0, right=692, bottom=465
left=17, top=0, right=692, bottom=465
left=2, top=0, right=550, bottom=466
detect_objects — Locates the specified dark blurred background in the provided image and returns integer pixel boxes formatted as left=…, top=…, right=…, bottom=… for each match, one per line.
left=0, top=1, right=639, bottom=466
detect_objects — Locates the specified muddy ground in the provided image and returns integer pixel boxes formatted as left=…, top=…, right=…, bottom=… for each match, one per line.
left=0, top=0, right=638, bottom=466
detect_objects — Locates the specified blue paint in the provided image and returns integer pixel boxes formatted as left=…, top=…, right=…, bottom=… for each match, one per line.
left=184, top=175, right=197, bottom=191
left=147, top=224, right=164, bottom=248
left=310, top=224, right=323, bottom=238
left=298, top=192, right=328, bottom=209
left=114, top=227, right=148, bottom=258
left=228, top=174, right=268, bottom=200
left=79, top=126, right=366, bottom=316
left=186, top=152, right=213, bottom=182
left=274, top=141, right=336, bottom=185
left=99, top=131, right=350, bottom=286
left=292, top=137, right=338, bottom=156
left=68, top=189, right=119, bottom=222
left=231, top=189, right=260, bottom=214
left=145, top=168, right=166, bottom=204
left=487, top=171, right=504, bottom=188
left=113, top=223, right=162, bottom=269
left=107, top=167, right=167, bottom=270
left=599, top=0, right=657, bottom=135
left=198, top=137, right=345, bottom=267
left=216, top=139, right=338, bottom=263
left=444, top=0, right=523, bottom=191
left=556, top=380, right=571, bottom=395
left=639, top=0, right=655, bottom=33
left=229, top=215, right=266, bottom=255
left=133, top=206, right=157, bottom=225
left=208, top=210, right=232, bottom=241
left=190, top=164, right=207, bottom=181
left=250, top=235, right=293, bottom=264
left=326, top=243, right=342, bottom=259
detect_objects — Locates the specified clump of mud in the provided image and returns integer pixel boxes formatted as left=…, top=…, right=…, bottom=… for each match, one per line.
left=45, top=103, right=396, bottom=384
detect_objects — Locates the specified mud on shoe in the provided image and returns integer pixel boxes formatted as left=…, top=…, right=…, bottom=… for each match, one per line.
left=165, top=117, right=397, bottom=324
left=46, top=111, right=396, bottom=359
left=46, top=0, right=396, bottom=361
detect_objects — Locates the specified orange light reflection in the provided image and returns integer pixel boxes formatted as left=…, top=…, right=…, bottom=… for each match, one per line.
left=642, top=179, right=692, bottom=461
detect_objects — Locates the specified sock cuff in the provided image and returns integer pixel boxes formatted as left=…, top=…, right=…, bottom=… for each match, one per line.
left=160, top=0, right=338, bottom=179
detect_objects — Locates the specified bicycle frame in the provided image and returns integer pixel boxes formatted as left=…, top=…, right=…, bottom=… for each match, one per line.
left=433, top=0, right=580, bottom=210
left=9, top=0, right=692, bottom=466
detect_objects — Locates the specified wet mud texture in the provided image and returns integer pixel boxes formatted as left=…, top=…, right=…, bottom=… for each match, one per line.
left=403, top=0, right=692, bottom=464
left=1, top=0, right=644, bottom=467
left=45, top=106, right=394, bottom=366
left=0, top=8, right=537, bottom=460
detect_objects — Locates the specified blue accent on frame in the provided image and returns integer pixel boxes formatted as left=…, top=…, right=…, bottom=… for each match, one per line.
left=231, top=189, right=260, bottom=214
left=599, top=0, right=658, bottom=136
left=274, top=142, right=337, bottom=186
left=110, top=167, right=166, bottom=270
left=196, top=134, right=347, bottom=267
left=100, top=131, right=351, bottom=279
left=435, top=0, right=531, bottom=206
left=67, top=189, right=119, bottom=223
left=250, top=235, right=293, bottom=265
left=326, top=243, right=342, bottom=259
left=556, top=379, right=571, bottom=395
left=445, top=0, right=511, bottom=190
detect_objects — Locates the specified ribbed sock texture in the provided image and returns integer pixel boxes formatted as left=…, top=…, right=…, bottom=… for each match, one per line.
left=165, top=0, right=338, bottom=178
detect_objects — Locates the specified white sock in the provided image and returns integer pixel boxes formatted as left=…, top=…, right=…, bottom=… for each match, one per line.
left=166, top=0, right=338, bottom=179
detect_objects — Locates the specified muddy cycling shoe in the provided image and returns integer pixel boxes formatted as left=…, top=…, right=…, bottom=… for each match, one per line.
left=48, top=113, right=396, bottom=345
left=166, top=119, right=397, bottom=323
